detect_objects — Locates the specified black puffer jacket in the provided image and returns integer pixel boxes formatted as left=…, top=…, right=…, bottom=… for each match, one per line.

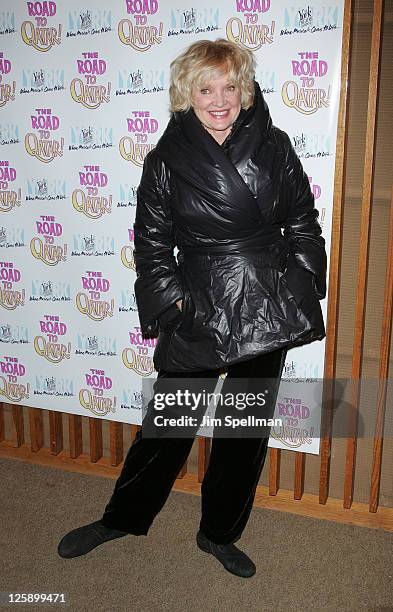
left=133, top=82, right=327, bottom=372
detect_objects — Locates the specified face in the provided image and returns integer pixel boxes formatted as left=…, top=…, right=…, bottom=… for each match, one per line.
left=192, top=73, right=242, bottom=144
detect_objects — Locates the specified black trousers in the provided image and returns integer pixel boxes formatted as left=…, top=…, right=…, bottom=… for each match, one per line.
left=101, top=346, right=287, bottom=545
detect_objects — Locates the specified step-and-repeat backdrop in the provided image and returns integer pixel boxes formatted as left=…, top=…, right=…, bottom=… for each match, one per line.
left=0, top=0, right=344, bottom=453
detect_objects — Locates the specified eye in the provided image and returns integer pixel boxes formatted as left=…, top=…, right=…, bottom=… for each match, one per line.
left=200, top=88, right=210, bottom=95
left=226, top=85, right=236, bottom=92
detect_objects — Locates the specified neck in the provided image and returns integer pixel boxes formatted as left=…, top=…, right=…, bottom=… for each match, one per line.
left=201, top=124, right=233, bottom=145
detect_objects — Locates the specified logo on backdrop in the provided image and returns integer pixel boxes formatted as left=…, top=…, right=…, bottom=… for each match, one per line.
left=121, top=388, right=143, bottom=411
left=120, top=228, right=135, bottom=272
left=116, top=68, right=166, bottom=96
left=0, top=53, right=16, bottom=107
left=119, top=290, right=138, bottom=313
left=122, top=326, right=157, bottom=377
left=34, top=315, right=71, bottom=363
left=280, top=5, right=340, bottom=36
left=21, top=1, right=62, bottom=51
left=281, top=51, right=331, bottom=114
left=69, top=125, right=113, bottom=151
left=308, top=175, right=321, bottom=202
left=292, top=132, right=332, bottom=159
left=0, top=10, right=16, bottom=35
left=0, top=323, right=29, bottom=345
left=255, top=69, right=276, bottom=95
left=271, top=395, right=314, bottom=448
left=20, top=66, right=64, bottom=94
left=30, top=215, right=67, bottom=266
left=72, top=165, right=112, bottom=219
left=282, top=360, right=320, bottom=379
left=0, top=122, right=20, bottom=146
left=0, top=161, right=22, bottom=213
left=119, top=112, right=158, bottom=167
left=226, top=0, right=275, bottom=50
left=118, top=0, right=164, bottom=51
left=75, top=333, right=117, bottom=357
left=26, top=177, right=66, bottom=202
left=25, top=108, right=64, bottom=163
left=79, top=368, right=117, bottom=416
left=283, top=360, right=296, bottom=379
left=30, top=278, right=71, bottom=302
left=70, top=52, right=111, bottom=109
left=0, top=226, right=25, bottom=249
left=71, top=232, right=115, bottom=257
left=0, top=262, right=25, bottom=310
left=34, top=375, right=73, bottom=397
left=168, top=7, right=219, bottom=37
left=0, top=356, right=29, bottom=402
left=75, top=270, right=115, bottom=321
left=119, top=229, right=137, bottom=313
left=308, top=176, right=326, bottom=227
left=66, top=8, right=112, bottom=37
left=118, top=183, right=137, bottom=208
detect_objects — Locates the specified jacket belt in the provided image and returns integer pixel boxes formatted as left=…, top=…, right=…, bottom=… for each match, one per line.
left=179, top=229, right=283, bottom=256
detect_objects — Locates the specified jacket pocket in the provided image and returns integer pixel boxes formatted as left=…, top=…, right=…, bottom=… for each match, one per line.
left=153, top=291, right=190, bottom=371
left=280, top=266, right=325, bottom=339
left=153, top=300, right=183, bottom=370
left=158, top=302, right=183, bottom=332
left=177, top=286, right=191, bottom=328
left=282, top=256, right=316, bottom=304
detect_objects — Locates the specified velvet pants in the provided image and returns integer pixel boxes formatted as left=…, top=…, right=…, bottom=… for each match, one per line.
left=101, top=346, right=287, bottom=545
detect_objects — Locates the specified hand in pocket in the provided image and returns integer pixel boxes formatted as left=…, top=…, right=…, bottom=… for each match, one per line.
left=158, top=301, right=183, bottom=331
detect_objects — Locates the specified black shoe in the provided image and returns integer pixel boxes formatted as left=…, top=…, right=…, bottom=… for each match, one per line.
left=196, top=530, right=256, bottom=578
left=57, top=520, right=128, bottom=559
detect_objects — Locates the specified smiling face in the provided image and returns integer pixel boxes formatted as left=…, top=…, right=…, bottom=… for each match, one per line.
left=191, top=73, right=242, bottom=145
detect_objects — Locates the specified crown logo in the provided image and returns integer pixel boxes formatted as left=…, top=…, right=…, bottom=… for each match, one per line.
left=37, top=178, right=48, bottom=195
left=283, top=361, right=296, bottom=378
left=0, top=323, right=11, bottom=341
left=183, top=8, right=196, bottom=29
left=183, top=8, right=196, bottom=30
left=130, top=70, right=143, bottom=89
left=132, top=390, right=143, bottom=407
left=32, top=69, right=45, bottom=88
left=87, top=335, right=98, bottom=351
left=83, top=234, right=95, bottom=251
left=81, top=126, right=93, bottom=144
left=129, top=292, right=137, bottom=310
left=293, top=133, right=307, bottom=152
left=41, top=280, right=53, bottom=296
left=298, top=6, right=313, bottom=27
left=80, top=10, right=91, bottom=29
left=45, top=376, right=56, bottom=392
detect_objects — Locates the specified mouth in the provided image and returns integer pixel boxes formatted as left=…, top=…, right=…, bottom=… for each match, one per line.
left=208, top=110, right=230, bottom=119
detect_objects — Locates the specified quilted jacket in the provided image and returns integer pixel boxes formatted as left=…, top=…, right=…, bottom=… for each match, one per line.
left=133, top=81, right=327, bottom=372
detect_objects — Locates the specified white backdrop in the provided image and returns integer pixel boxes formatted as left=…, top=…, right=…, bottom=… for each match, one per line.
left=0, top=0, right=344, bottom=453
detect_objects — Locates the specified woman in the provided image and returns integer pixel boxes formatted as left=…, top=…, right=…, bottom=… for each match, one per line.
left=58, top=39, right=326, bottom=578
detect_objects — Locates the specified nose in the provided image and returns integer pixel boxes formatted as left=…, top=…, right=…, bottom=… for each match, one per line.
left=213, top=90, right=226, bottom=108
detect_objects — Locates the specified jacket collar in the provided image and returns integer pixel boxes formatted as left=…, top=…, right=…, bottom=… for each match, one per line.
left=172, top=80, right=272, bottom=161
left=155, top=81, right=272, bottom=223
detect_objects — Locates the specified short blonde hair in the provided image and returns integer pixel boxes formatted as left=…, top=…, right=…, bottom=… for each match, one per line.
left=169, top=39, right=256, bottom=112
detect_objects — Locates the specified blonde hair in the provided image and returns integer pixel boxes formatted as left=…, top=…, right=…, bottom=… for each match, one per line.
left=169, top=39, right=256, bottom=112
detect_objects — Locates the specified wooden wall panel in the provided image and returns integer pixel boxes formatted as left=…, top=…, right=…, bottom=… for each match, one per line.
left=344, top=0, right=384, bottom=509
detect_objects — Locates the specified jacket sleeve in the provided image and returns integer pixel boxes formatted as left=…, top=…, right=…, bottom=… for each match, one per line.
left=133, top=150, right=184, bottom=337
left=281, top=132, right=327, bottom=300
